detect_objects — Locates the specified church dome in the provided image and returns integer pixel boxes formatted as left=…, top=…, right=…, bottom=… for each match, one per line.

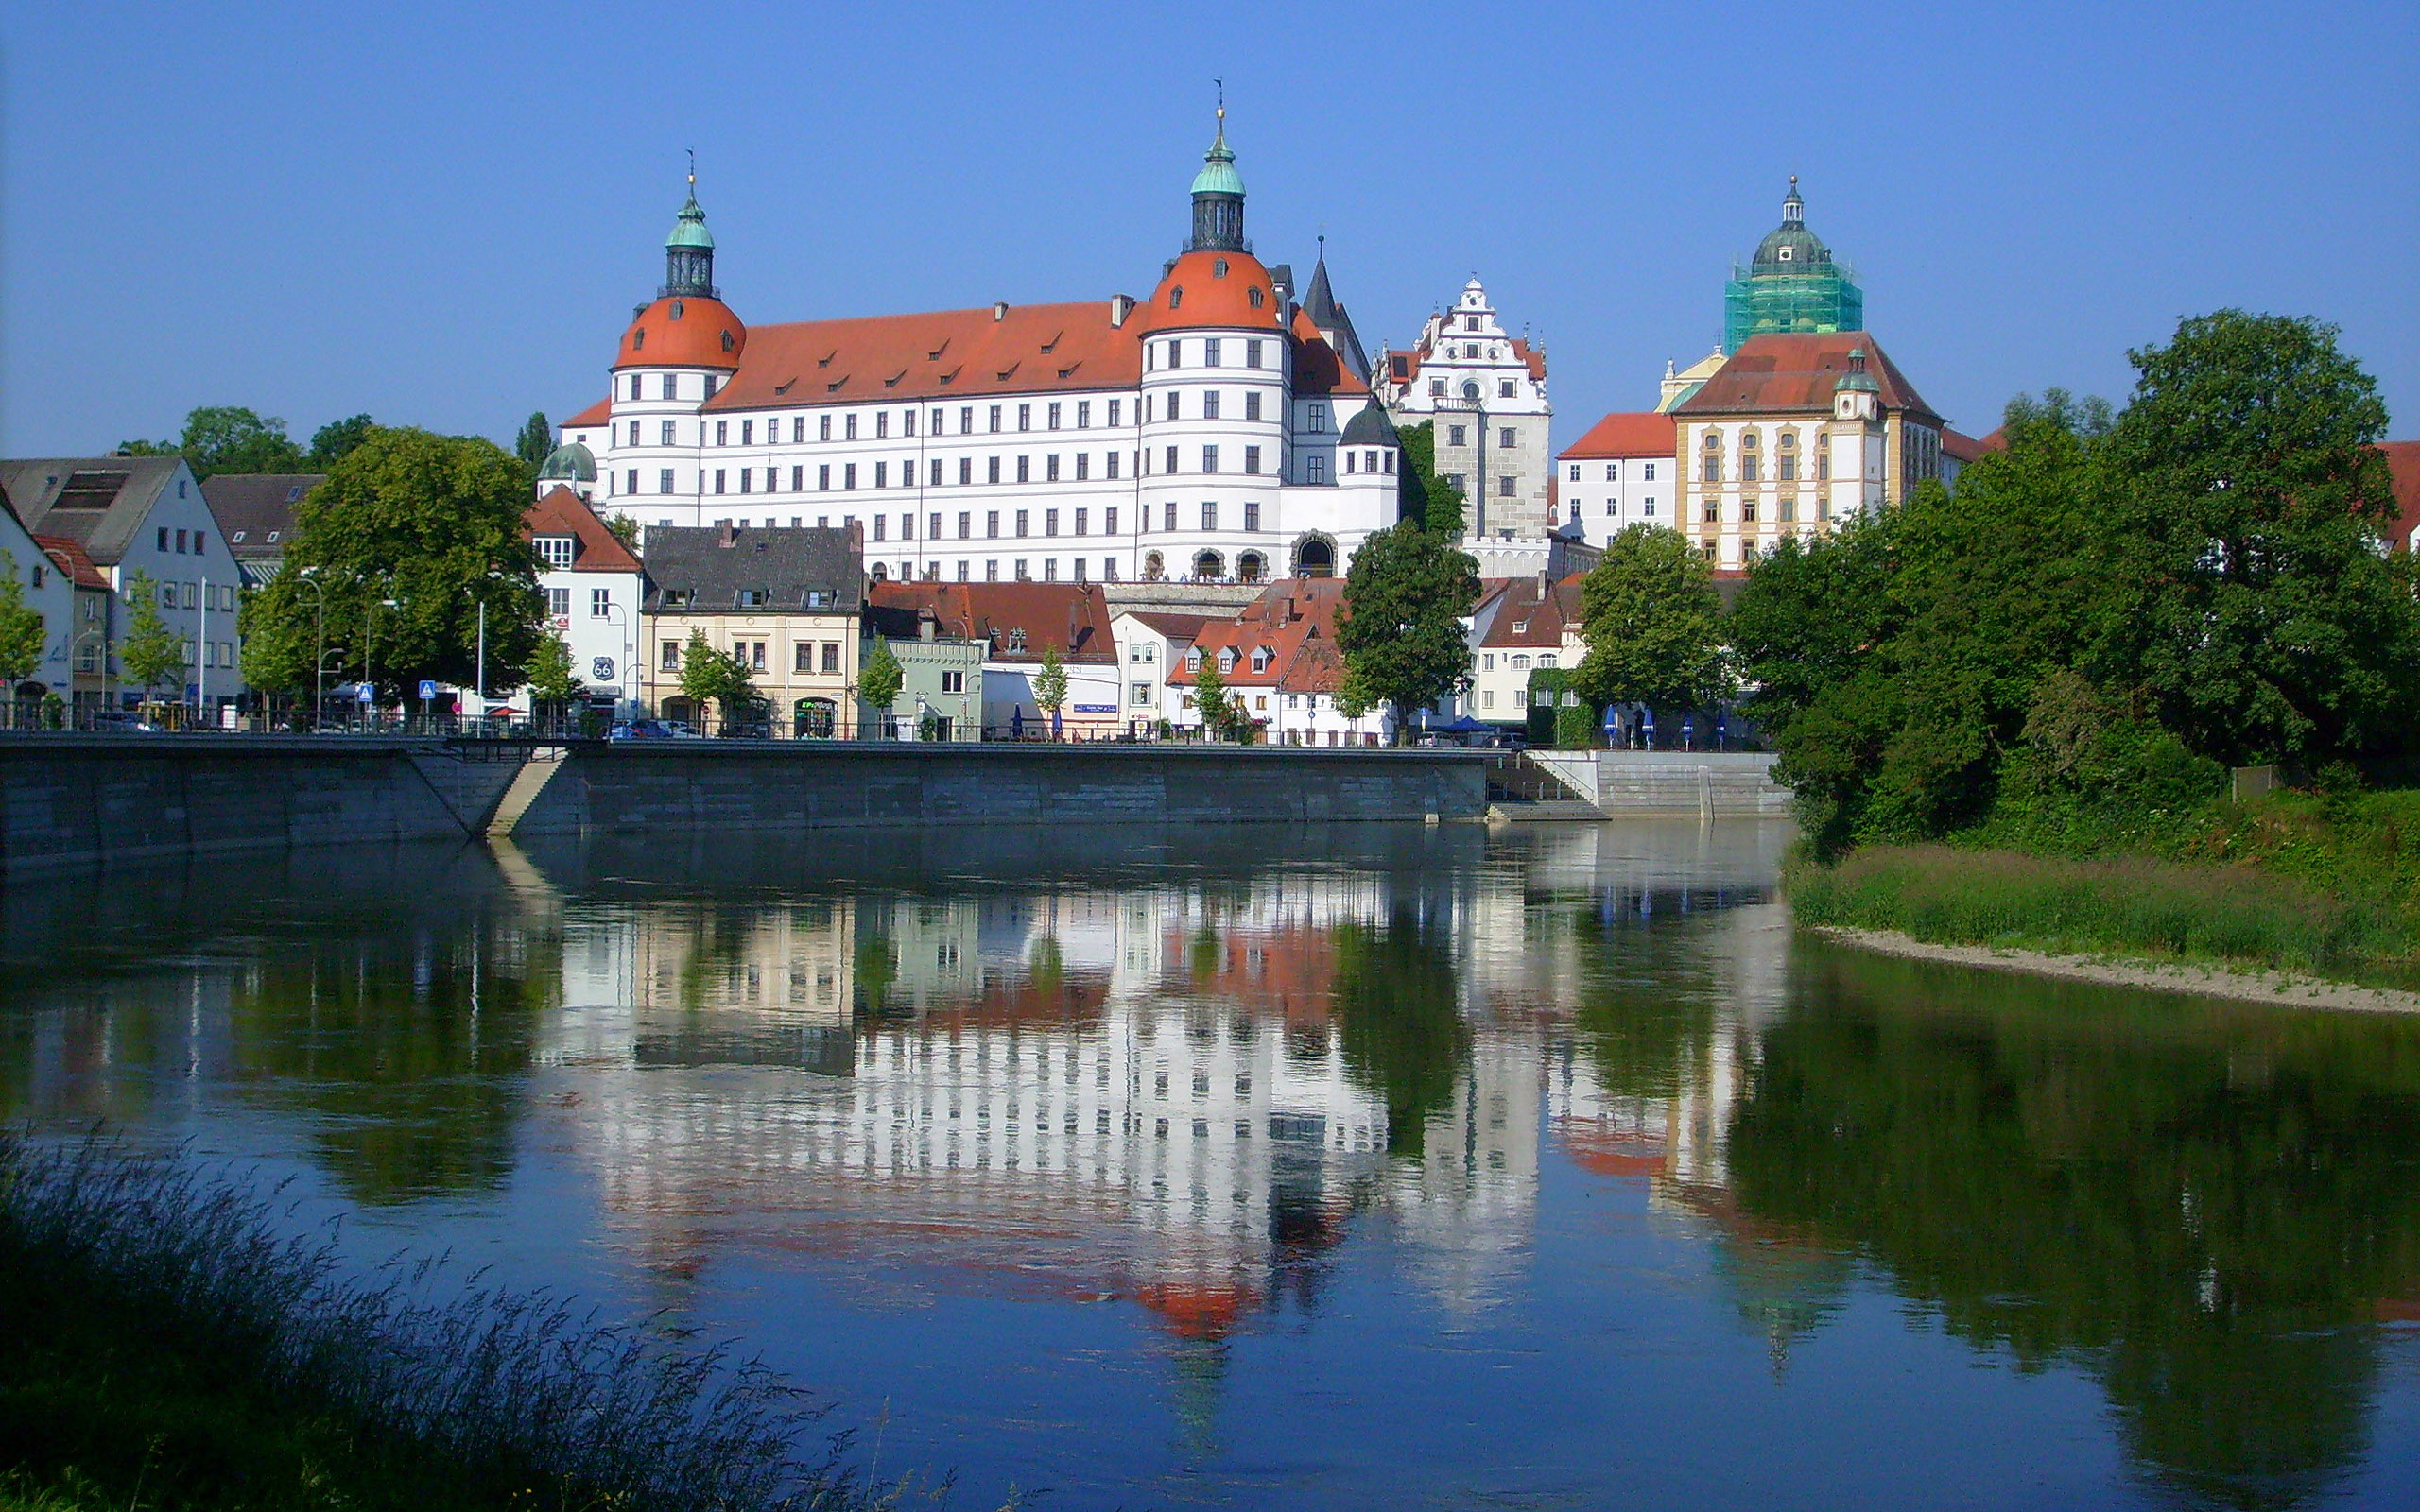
left=666, top=190, right=715, bottom=250
left=537, top=440, right=597, bottom=482
left=1133, top=249, right=1287, bottom=335
left=1749, top=176, right=1833, bottom=275
left=614, top=294, right=747, bottom=370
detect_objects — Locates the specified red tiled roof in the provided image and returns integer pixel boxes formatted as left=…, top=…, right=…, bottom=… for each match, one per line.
left=562, top=396, right=613, bottom=429
left=1124, top=610, right=1213, bottom=644
left=524, top=486, right=643, bottom=574
left=1511, top=337, right=1547, bottom=383
left=615, top=294, right=747, bottom=372
left=1673, top=333, right=1940, bottom=422
left=1132, top=249, right=1288, bottom=337
left=1941, top=427, right=1999, bottom=464
left=1382, top=347, right=1423, bottom=387
left=33, top=534, right=109, bottom=591
left=1290, top=307, right=1369, bottom=396
left=1168, top=577, right=1351, bottom=694
left=867, top=579, right=1116, bottom=663
left=703, top=301, right=1145, bottom=413
left=1478, top=573, right=1585, bottom=649
left=2381, top=440, right=2420, bottom=550
left=1559, top=411, right=1677, bottom=461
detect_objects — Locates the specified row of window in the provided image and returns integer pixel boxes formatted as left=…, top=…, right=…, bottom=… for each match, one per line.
left=1148, top=337, right=1270, bottom=370
left=155, top=526, right=213, bottom=557
left=543, top=587, right=619, bottom=619
left=638, top=389, right=1319, bottom=455
left=660, top=639, right=852, bottom=675
left=1426, top=377, right=1523, bottom=400
left=1696, top=497, right=1836, bottom=524
left=151, top=581, right=236, bottom=611
left=1440, top=472, right=1524, bottom=498
left=1478, top=652, right=1560, bottom=673
left=1444, top=425, right=1523, bottom=450
left=620, top=437, right=1369, bottom=498
left=1566, top=461, right=1660, bottom=483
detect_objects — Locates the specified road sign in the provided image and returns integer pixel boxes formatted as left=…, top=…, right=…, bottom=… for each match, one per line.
left=418, top=679, right=437, bottom=702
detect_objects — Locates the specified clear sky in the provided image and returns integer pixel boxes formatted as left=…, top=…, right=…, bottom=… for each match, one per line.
left=4, top=1, right=2413, bottom=459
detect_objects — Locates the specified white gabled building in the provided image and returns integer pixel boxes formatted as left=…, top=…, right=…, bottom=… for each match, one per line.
left=524, top=485, right=646, bottom=715
left=1373, top=277, right=1553, bottom=540
left=556, top=115, right=1401, bottom=592
left=1554, top=411, right=1679, bottom=542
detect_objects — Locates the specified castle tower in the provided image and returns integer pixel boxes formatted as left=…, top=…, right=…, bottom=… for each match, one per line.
left=1721, top=178, right=1863, bottom=352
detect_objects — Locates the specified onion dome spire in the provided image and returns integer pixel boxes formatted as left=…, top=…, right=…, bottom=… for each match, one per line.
left=1186, top=94, right=1246, bottom=252
left=662, top=152, right=717, bottom=299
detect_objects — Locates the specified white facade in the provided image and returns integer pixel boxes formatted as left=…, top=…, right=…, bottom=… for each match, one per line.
left=1559, top=453, right=1674, bottom=539
left=0, top=507, right=72, bottom=697
left=1110, top=611, right=1196, bottom=731
left=1374, top=277, right=1553, bottom=539
left=537, top=560, right=642, bottom=710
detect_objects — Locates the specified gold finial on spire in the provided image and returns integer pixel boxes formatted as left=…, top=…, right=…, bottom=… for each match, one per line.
left=1215, top=76, right=1224, bottom=122
left=687, top=146, right=697, bottom=189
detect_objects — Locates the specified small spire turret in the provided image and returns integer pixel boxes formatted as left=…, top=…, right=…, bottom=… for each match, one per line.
left=662, top=154, right=717, bottom=299
left=1185, top=94, right=1247, bottom=252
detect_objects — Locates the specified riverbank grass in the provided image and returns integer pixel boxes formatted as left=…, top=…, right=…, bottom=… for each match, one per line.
left=1788, top=789, right=2420, bottom=989
left=0, top=1134, right=915, bottom=1512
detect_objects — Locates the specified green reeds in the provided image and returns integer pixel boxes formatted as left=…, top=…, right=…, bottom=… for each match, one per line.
left=1786, top=844, right=2420, bottom=984
left=0, top=1131, right=933, bottom=1512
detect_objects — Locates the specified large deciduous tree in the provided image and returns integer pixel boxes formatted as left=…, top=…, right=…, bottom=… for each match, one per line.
left=677, top=629, right=754, bottom=730
left=307, top=415, right=375, bottom=470
left=1337, top=521, right=1480, bottom=741
left=2097, top=311, right=2415, bottom=767
left=1190, top=653, right=1238, bottom=741
left=858, top=637, right=904, bottom=732
left=239, top=427, right=546, bottom=703
left=1572, top=524, right=1727, bottom=718
left=0, top=552, right=47, bottom=684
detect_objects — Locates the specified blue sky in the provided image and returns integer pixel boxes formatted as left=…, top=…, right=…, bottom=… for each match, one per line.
left=4, top=1, right=2413, bottom=458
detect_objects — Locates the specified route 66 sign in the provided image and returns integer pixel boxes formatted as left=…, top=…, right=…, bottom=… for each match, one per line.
left=592, top=657, right=616, bottom=680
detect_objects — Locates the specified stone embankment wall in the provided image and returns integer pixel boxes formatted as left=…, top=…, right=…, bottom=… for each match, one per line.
left=0, top=735, right=524, bottom=870
left=1525, top=750, right=1793, bottom=817
left=0, top=736, right=1490, bottom=869
left=502, top=743, right=1487, bottom=837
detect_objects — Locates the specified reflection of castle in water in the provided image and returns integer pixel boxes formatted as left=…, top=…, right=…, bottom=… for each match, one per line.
left=536, top=825, right=1800, bottom=1345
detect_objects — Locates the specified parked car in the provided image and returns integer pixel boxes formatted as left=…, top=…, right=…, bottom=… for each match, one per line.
left=607, top=718, right=674, bottom=741
left=662, top=721, right=705, bottom=739
left=89, top=712, right=163, bottom=733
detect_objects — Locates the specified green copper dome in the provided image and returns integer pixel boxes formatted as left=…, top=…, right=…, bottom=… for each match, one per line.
left=538, top=440, right=597, bottom=483
left=1835, top=348, right=1880, bottom=394
left=1190, top=124, right=1244, bottom=198
left=666, top=189, right=715, bottom=250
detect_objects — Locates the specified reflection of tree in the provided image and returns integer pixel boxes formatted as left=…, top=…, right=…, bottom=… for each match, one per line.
left=227, top=925, right=550, bottom=1207
left=1727, top=949, right=2420, bottom=1509
left=1330, top=913, right=1468, bottom=1157
left=850, top=929, right=900, bottom=1019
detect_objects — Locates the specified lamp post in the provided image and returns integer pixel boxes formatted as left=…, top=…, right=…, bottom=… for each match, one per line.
left=70, top=625, right=107, bottom=727
left=603, top=600, right=631, bottom=725
left=296, top=568, right=327, bottom=725
left=365, top=595, right=400, bottom=730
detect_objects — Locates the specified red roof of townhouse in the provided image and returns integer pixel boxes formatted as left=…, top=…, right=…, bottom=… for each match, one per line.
left=1673, top=333, right=1941, bottom=423
left=2381, top=440, right=2420, bottom=549
left=1168, top=577, right=1351, bottom=695
left=1289, top=307, right=1369, bottom=397
left=33, top=534, right=109, bottom=591
left=1477, top=574, right=1585, bottom=649
left=1124, top=610, right=1214, bottom=645
left=524, top=486, right=643, bottom=574
left=867, top=579, right=1116, bottom=663
left=1559, top=411, right=1677, bottom=461
left=562, top=396, right=614, bottom=429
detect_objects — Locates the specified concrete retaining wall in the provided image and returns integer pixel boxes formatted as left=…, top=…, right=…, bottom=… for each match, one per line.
left=0, top=736, right=1489, bottom=869
left=508, top=743, right=1489, bottom=837
left=1527, top=749, right=1793, bottom=817
left=0, top=735, right=523, bottom=871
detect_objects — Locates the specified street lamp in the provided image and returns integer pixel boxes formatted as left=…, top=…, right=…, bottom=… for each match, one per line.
left=365, top=595, right=400, bottom=729
left=296, top=568, right=327, bottom=724
left=69, top=624, right=109, bottom=726
left=602, top=600, right=631, bottom=725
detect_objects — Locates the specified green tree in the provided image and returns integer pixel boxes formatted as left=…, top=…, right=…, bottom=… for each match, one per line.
left=116, top=572, right=186, bottom=700
left=238, top=427, right=545, bottom=703
left=677, top=629, right=753, bottom=730
left=0, top=551, right=47, bottom=683
left=172, top=405, right=305, bottom=478
left=513, top=412, right=554, bottom=469
left=1190, top=652, right=1238, bottom=740
left=1572, top=524, right=1727, bottom=718
left=2098, top=311, right=2415, bottom=767
left=306, top=414, right=374, bottom=469
left=1394, top=421, right=1466, bottom=536
left=1337, top=521, right=1480, bottom=742
left=857, top=636, right=904, bottom=734
left=1031, top=644, right=1068, bottom=730
left=522, top=634, right=581, bottom=706
left=602, top=514, right=642, bottom=552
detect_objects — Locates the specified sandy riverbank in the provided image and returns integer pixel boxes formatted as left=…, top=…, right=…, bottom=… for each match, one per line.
left=1810, top=924, right=2420, bottom=1014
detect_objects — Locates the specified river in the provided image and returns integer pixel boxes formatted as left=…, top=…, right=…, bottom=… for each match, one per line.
left=6, top=820, right=2419, bottom=1509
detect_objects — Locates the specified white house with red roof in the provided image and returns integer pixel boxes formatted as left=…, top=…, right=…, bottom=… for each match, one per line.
left=1463, top=574, right=1587, bottom=727
left=1166, top=578, right=1391, bottom=745
left=556, top=115, right=1397, bottom=593
left=525, top=486, right=645, bottom=713
left=1373, top=276, right=1554, bottom=539
left=1555, top=411, right=1680, bottom=542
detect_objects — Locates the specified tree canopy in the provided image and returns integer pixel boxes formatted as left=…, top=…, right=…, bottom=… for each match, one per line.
left=1337, top=521, right=1479, bottom=740
left=1394, top=421, right=1467, bottom=536
left=238, top=426, right=546, bottom=702
left=677, top=630, right=754, bottom=728
left=1190, top=653, right=1240, bottom=740
left=513, top=413, right=554, bottom=469
left=307, top=415, right=375, bottom=470
left=1572, top=524, right=1728, bottom=717
left=1030, top=644, right=1068, bottom=717
left=116, top=572, right=185, bottom=697
left=858, top=637, right=904, bottom=714
left=1730, top=312, right=2416, bottom=857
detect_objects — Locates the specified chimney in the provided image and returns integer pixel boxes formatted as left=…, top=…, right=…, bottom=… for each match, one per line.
left=920, top=611, right=936, bottom=641
left=1109, top=294, right=1135, bottom=328
left=993, top=301, right=1009, bottom=322
left=717, top=520, right=736, bottom=547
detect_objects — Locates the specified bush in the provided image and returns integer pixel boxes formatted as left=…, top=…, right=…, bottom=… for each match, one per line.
left=1553, top=702, right=1596, bottom=749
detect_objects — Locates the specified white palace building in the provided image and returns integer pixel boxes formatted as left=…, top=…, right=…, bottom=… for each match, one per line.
left=552, top=115, right=1401, bottom=588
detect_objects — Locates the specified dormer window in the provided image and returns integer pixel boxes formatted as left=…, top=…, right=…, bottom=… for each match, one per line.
left=1168, top=287, right=1184, bottom=309
left=534, top=535, right=576, bottom=569
left=736, top=588, right=768, bottom=607
left=1251, top=646, right=1270, bottom=673
left=1219, top=647, right=1236, bottom=673
left=1007, top=628, right=1028, bottom=653
left=632, top=328, right=647, bottom=350
left=1248, top=286, right=1264, bottom=308
left=1776, top=246, right=1793, bottom=262
left=1212, top=258, right=1228, bottom=278
left=267, top=531, right=280, bottom=543
left=231, top=530, right=246, bottom=542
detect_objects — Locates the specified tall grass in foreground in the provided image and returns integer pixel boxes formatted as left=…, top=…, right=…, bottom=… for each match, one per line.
left=1786, top=844, right=2420, bottom=984
left=0, top=1131, right=947, bottom=1512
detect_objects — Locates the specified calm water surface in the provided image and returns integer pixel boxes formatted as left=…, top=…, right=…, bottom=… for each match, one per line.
left=7, top=821, right=2420, bottom=1510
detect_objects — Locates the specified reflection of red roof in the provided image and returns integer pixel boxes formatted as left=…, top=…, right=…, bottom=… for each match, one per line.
left=1169, top=578, right=1350, bottom=694
left=1557, top=1123, right=1668, bottom=1179
left=33, top=534, right=110, bottom=590
left=1674, top=333, right=1939, bottom=422
left=1559, top=411, right=1676, bottom=461
left=1136, top=1281, right=1254, bottom=1339
left=868, top=580, right=1116, bottom=663
left=524, top=487, right=643, bottom=574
